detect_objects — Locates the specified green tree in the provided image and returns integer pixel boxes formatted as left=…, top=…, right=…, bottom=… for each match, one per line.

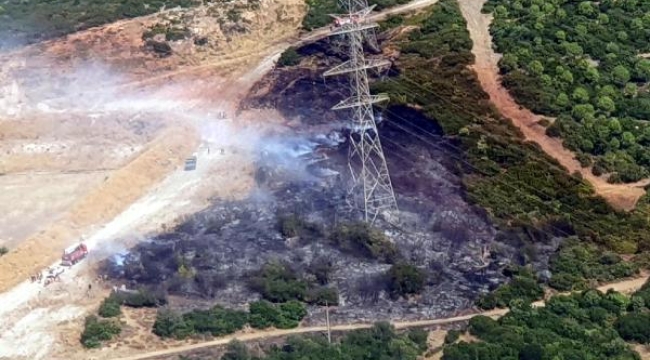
left=572, top=87, right=590, bottom=103
left=387, top=263, right=426, bottom=297
left=80, top=316, right=121, bottom=348
left=614, top=313, right=650, bottom=343
left=612, top=65, right=631, bottom=85
left=277, top=47, right=301, bottom=67
left=555, top=93, right=571, bottom=108
left=528, top=60, right=544, bottom=75
left=624, top=83, right=638, bottom=97
left=597, top=96, right=616, bottom=113
left=636, top=59, right=650, bottom=81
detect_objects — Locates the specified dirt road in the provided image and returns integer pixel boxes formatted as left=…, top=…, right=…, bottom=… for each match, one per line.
left=457, top=0, right=650, bottom=211
left=114, top=275, right=649, bottom=360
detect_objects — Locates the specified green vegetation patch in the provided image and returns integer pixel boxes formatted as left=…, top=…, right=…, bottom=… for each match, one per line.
left=219, top=322, right=427, bottom=360
left=249, top=300, right=307, bottom=329
left=153, top=305, right=248, bottom=339
left=477, top=268, right=544, bottom=310
left=0, top=0, right=200, bottom=47
left=549, top=238, right=640, bottom=291
left=80, top=315, right=122, bottom=348
left=445, top=289, right=648, bottom=359
left=484, top=0, right=650, bottom=182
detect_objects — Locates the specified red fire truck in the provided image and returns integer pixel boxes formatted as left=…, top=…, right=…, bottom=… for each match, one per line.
left=61, top=243, right=89, bottom=266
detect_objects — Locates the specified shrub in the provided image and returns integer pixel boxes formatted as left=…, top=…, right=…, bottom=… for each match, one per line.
left=444, top=329, right=461, bottom=344
left=247, top=261, right=309, bottom=302
left=277, top=47, right=301, bottom=68
left=80, top=316, right=121, bottom=348
left=277, top=214, right=322, bottom=239
left=330, top=222, right=399, bottom=263
left=98, top=296, right=121, bottom=318
left=0, top=247, right=7, bottom=256
left=182, top=306, right=248, bottom=336
left=112, top=289, right=167, bottom=308
left=222, top=340, right=251, bottom=360
left=152, top=309, right=193, bottom=339
left=248, top=300, right=306, bottom=329
left=386, top=263, right=426, bottom=298
left=614, top=312, right=650, bottom=343
left=306, top=286, right=339, bottom=306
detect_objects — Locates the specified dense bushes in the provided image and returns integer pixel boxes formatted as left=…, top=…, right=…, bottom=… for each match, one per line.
left=259, top=322, right=426, bottom=360
left=445, top=290, right=644, bottom=359
left=247, top=260, right=339, bottom=305
left=153, top=306, right=247, bottom=339
left=477, top=269, right=544, bottom=310
left=0, top=0, right=200, bottom=47
left=549, top=238, right=640, bottom=291
left=80, top=316, right=121, bottom=348
left=248, top=261, right=310, bottom=303
left=249, top=300, right=307, bottom=329
left=484, top=0, right=650, bottom=179
left=153, top=301, right=307, bottom=339
left=329, top=222, right=399, bottom=263
left=614, top=312, right=650, bottom=343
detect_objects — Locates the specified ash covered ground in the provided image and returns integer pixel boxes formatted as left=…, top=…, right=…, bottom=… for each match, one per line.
left=102, top=41, right=538, bottom=324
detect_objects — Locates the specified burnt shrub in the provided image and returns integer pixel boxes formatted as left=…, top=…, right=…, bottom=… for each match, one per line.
left=112, top=289, right=167, bottom=308
left=80, top=315, right=121, bottom=348
left=330, top=222, right=399, bottom=263
left=277, top=214, right=323, bottom=239
left=247, top=261, right=309, bottom=302
left=386, top=263, right=426, bottom=298
left=306, top=286, right=339, bottom=306
left=306, top=257, right=334, bottom=285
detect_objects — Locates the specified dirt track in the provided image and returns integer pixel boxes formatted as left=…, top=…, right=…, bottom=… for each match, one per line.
left=114, top=274, right=649, bottom=360
left=457, top=0, right=650, bottom=211
left=0, top=125, right=199, bottom=294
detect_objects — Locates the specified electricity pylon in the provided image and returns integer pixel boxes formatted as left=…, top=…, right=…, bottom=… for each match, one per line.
left=324, top=0, right=397, bottom=223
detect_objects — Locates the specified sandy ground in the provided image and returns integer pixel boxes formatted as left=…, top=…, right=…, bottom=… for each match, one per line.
left=457, top=0, right=650, bottom=211
left=0, top=172, right=108, bottom=248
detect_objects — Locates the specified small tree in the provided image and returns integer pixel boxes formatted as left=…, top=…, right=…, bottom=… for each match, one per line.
left=277, top=47, right=301, bottom=67
left=98, top=296, right=121, bottom=318
left=387, top=263, right=426, bottom=298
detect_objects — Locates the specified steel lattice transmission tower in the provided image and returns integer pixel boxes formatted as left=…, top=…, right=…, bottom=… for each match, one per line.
left=324, top=0, right=397, bottom=223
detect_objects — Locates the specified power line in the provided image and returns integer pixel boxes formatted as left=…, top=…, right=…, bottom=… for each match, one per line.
left=323, top=0, right=398, bottom=224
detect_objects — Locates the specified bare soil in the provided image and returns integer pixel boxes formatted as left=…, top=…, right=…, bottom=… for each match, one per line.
left=457, top=0, right=650, bottom=211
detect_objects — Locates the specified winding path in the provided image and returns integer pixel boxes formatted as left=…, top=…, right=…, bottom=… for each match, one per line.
left=457, top=0, right=650, bottom=211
